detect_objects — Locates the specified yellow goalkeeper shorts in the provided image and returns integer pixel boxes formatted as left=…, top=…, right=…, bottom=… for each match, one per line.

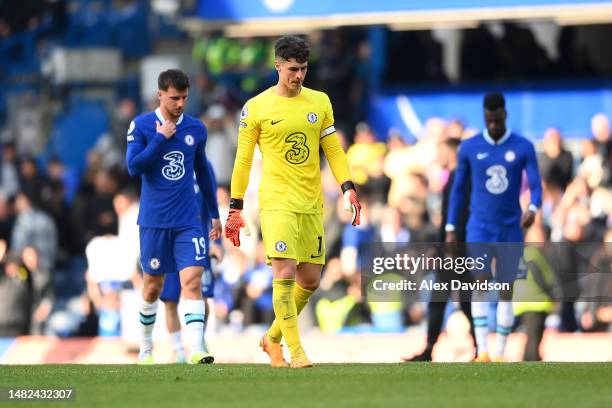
left=259, top=210, right=325, bottom=265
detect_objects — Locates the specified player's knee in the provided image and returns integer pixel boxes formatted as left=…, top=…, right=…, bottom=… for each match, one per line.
left=299, top=278, right=320, bottom=291
left=274, top=263, right=297, bottom=279
left=143, top=282, right=162, bottom=300
left=181, top=276, right=201, bottom=296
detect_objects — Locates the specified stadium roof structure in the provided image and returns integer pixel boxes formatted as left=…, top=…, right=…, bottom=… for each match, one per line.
left=181, top=0, right=612, bottom=36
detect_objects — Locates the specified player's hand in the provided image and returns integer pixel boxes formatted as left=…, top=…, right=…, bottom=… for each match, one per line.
left=520, top=210, right=536, bottom=229
left=156, top=119, right=176, bottom=139
left=225, top=209, right=245, bottom=247
left=209, top=218, right=222, bottom=240
left=445, top=231, right=457, bottom=244
left=225, top=198, right=251, bottom=247
left=342, top=181, right=361, bottom=226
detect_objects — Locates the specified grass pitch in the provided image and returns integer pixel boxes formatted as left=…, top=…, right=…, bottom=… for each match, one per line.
left=1, top=363, right=610, bottom=407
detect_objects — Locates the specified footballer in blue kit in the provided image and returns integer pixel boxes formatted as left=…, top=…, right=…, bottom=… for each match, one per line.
left=160, top=161, right=221, bottom=362
left=446, top=92, right=542, bottom=362
left=126, top=69, right=221, bottom=365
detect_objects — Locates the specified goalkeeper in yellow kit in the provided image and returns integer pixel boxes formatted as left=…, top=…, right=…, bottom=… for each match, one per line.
left=225, top=36, right=361, bottom=368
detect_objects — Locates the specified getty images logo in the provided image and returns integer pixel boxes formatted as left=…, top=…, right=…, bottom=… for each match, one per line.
left=262, top=0, right=294, bottom=13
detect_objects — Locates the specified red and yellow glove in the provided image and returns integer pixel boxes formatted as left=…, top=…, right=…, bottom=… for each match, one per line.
left=225, top=198, right=251, bottom=247
left=341, top=181, right=361, bottom=226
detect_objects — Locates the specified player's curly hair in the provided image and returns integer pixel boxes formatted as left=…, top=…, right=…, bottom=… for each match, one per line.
left=483, top=92, right=505, bottom=111
left=274, top=35, right=310, bottom=63
left=158, top=69, right=190, bottom=91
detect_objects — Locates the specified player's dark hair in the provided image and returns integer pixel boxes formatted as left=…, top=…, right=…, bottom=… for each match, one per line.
left=483, top=92, right=505, bottom=111
left=274, top=36, right=310, bottom=63
left=158, top=69, right=190, bottom=91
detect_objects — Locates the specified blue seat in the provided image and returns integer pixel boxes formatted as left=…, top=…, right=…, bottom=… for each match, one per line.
left=47, top=100, right=109, bottom=174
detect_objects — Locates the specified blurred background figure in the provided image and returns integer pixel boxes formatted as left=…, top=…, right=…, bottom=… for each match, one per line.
left=513, top=226, right=556, bottom=361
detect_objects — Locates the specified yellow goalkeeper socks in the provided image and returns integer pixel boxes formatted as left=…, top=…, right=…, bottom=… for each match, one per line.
left=267, top=283, right=314, bottom=343
left=272, top=278, right=303, bottom=357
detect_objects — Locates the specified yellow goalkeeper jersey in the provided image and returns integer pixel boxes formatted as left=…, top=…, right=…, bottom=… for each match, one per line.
left=232, top=86, right=337, bottom=214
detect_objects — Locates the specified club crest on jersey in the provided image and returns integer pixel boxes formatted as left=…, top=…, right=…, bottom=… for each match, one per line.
left=275, top=241, right=287, bottom=253
left=307, top=112, right=318, bottom=124
left=149, top=258, right=160, bottom=270
left=241, top=106, right=248, bottom=120
left=185, top=134, right=194, bottom=146
left=505, top=151, right=516, bottom=162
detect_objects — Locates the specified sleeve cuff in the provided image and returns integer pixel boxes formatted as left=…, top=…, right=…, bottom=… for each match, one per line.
left=528, top=204, right=539, bottom=213
left=445, top=224, right=456, bottom=232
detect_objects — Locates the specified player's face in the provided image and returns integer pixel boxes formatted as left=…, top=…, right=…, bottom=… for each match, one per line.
left=277, top=58, right=308, bottom=92
left=484, top=108, right=507, bottom=139
left=158, top=86, right=189, bottom=119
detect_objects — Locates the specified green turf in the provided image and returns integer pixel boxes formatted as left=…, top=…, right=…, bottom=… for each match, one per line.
left=1, top=363, right=610, bottom=408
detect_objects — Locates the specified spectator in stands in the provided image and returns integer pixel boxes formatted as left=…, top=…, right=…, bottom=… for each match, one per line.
left=590, top=113, right=612, bottom=185
left=43, top=179, right=79, bottom=266
left=22, top=245, right=53, bottom=335
left=18, top=156, right=47, bottom=204
left=446, top=119, right=465, bottom=140
left=0, top=193, right=15, bottom=244
left=579, top=229, right=612, bottom=332
left=85, top=233, right=140, bottom=337
left=203, top=104, right=236, bottom=189
left=314, top=258, right=362, bottom=334
left=0, top=243, right=33, bottom=336
left=0, top=142, right=20, bottom=199
left=539, top=127, right=574, bottom=191
left=359, top=155, right=390, bottom=205
left=11, top=190, right=57, bottom=273
left=513, top=226, right=556, bottom=361
left=346, top=122, right=386, bottom=186
left=111, top=98, right=137, bottom=157
left=577, top=139, right=604, bottom=189
left=73, top=169, right=119, bottom=248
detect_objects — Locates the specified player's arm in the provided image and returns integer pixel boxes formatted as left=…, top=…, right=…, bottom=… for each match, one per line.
left=445, top=144, right=471, bottom=243
left=194, top=136, right=221, bottom=239
left=521, top=142, right=543, bottom=229
left=321, top=133, right=361, bottom=226
left=125, top=120, right=173, bottom=176
left=226, top=103, right=259, bottom=247
left=320, top=95, right=361, bottom=226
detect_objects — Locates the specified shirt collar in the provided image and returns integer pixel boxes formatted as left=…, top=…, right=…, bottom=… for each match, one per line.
left=483, top=128, right=511, bottom=145
left=155, top=107, right=184, bottom=125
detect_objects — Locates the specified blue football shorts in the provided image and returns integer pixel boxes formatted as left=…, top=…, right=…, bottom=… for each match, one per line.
left=140, top=225, right=208, bottom=276
left=466, top=218, right=525, bottom=284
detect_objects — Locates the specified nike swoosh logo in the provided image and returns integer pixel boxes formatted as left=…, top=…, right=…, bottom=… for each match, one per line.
left=477, top=153, right=489, bottom=160
left=283, top=315, right=295, bottom=320
left=195, top=255, right=206, bottom=261
left=310, top=254, right=321, bottom=259
left=271, top=119, right=284, bottom=125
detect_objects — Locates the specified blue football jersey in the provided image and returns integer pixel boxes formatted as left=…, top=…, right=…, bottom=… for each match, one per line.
left=126, top=108, right=218, bottom=228
left=447, top=130, right=542, bottom=227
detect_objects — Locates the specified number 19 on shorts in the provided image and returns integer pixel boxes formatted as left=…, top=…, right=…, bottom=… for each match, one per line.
left=192, top=237, right=207, bottom=261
